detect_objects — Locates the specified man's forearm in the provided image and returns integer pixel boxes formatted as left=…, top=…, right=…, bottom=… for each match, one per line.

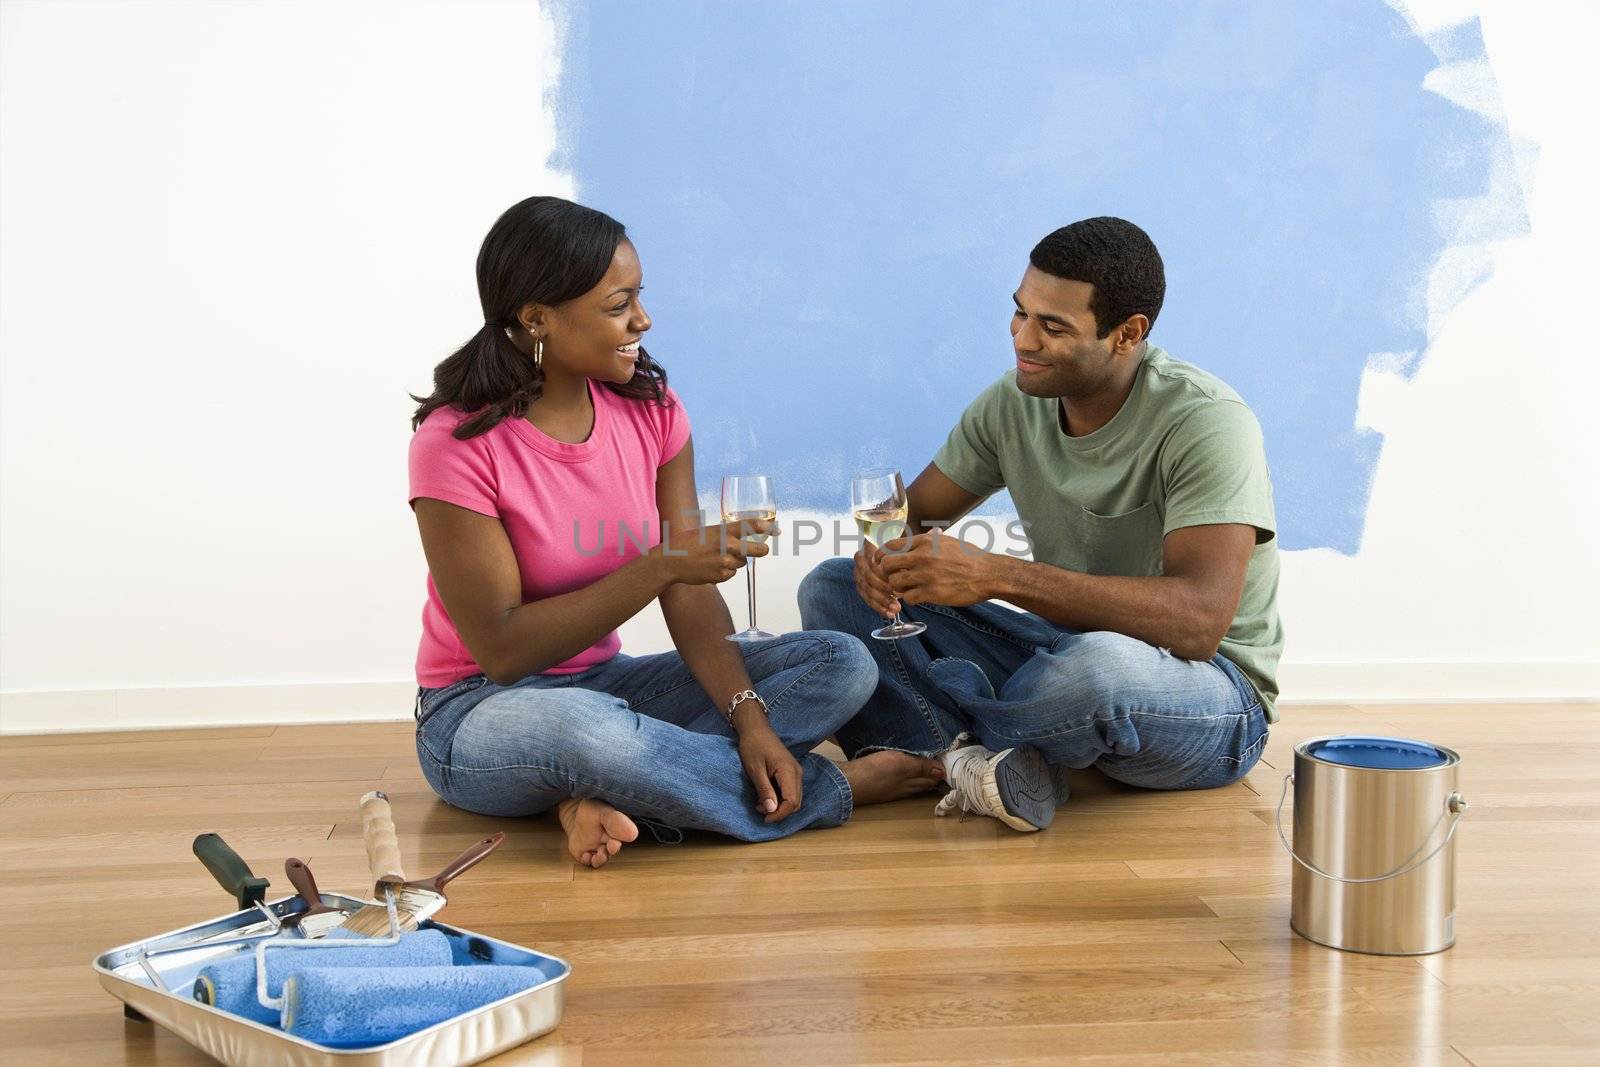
left=985, top=555, right=1223, bottom=660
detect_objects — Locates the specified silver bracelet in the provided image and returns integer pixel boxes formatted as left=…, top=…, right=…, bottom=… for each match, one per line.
left=724, top=689, right=768, bottom=725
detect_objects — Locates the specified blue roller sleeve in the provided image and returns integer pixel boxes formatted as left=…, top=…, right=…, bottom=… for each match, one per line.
left=192, top=930, right=453, bottom=1025
left=282, top=965, right=546, bottom=1047
left=1307, top=735, right=1447, bottom=770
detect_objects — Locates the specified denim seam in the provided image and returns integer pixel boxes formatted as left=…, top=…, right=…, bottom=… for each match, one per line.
left=1172, top=728, right=1269, bottom=790
left=812, top=753, right=853, bottom=824
left=626, top=633, right=821, bottom=712
left=1211, top=653, right=1266, bottom=712
left=1127, top=709, right=1257, bottom=723
left=417, top=674, right=490, bottom=726
left=884, top=638, right=949, bottom=749
left=983, top=707, right=1255, bottom=744
left=623, top=673, right=703, bottom=711
left=760, top=636, right=834, bottom=712
left=1216, top=730, right=1269, bottom=766
left=438, top=759, right=699, bottom=825
left=917, top=603, right=1044, bottom=652
left=418, top=734, right=449, bottom=765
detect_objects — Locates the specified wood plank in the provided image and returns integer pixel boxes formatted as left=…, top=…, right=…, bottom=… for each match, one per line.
left=0, top=703, right=1593, bottom=1065
left=564, top=939, right=1245, bottom=990
left=1450, top=1048, right=1600, bottom=1067
left=0, top=780, right=392, bottom=832
left=0, top=756, right=393, bottom=794
left=557, top=1021, right=1483, bottom=1066
left=0, top=725, right=276, bottom=748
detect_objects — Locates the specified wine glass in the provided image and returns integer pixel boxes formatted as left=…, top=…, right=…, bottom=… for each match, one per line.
left=722, top=474, right=778, bottom=643
left=851, top=468, right=927, bottom=641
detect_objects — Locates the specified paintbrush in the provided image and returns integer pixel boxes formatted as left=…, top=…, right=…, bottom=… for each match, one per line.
left=282, top=858, right=348, bottom=939
left=335, top=790, right=504, bottom=938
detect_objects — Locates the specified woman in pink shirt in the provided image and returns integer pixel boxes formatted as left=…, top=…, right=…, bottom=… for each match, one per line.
left=409, top=197, right=944, bottom=867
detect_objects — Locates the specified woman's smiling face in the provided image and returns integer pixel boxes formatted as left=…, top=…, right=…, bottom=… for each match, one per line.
left=528, top=238, right=652, bottom=384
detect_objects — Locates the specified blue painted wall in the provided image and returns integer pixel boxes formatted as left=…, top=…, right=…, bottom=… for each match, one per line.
left=552, top=1, right=1521, bottom=553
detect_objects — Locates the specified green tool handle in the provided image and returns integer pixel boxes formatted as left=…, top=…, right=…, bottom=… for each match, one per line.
left=192, top=832, right=270, bottom=911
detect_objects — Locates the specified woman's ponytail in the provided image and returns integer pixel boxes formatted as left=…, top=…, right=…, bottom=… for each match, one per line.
left=410, top=322, right=544, bottom=438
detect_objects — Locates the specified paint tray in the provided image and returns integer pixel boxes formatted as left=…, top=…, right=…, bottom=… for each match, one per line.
left=94, top=891, right=568, bottom=1067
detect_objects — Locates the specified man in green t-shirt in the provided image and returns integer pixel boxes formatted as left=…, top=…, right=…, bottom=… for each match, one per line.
left=799, top=217, right=1283, bottom=832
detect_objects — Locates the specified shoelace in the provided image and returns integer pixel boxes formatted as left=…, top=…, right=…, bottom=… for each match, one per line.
left=933, top=748, right=991, bottom=822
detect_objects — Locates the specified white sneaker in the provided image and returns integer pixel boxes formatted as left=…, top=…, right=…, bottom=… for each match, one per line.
left=934, top=737, right=1056, bottom=832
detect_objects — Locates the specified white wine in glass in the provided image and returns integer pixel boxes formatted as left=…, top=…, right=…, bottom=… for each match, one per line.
left=850, top=468, right=927, bottom=641
left=722, top=474, right=778, bottom=642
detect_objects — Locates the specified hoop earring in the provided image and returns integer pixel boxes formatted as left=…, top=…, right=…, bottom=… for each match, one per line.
left=531, top=333, right=544, bottom=368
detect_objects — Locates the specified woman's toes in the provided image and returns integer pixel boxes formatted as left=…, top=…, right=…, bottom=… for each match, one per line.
left=565, top=799, right=637, bottom=868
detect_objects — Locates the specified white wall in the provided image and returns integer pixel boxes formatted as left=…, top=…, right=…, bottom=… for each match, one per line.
left=0, top=0, right=1595, bottom=732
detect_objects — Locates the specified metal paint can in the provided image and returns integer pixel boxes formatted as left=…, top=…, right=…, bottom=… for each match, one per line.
left=1278, top=735, right=1467, bottom=955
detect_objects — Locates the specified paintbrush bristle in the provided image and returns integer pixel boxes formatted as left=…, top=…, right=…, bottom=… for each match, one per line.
left=296, top=911, right=350, bottom=939
left=336, top=887, right=443, bottom=937
left=338, top=902, right=419, bottom=938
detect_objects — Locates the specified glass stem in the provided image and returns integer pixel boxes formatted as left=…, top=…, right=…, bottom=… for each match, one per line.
left=746, top=558, right=758, bottom=632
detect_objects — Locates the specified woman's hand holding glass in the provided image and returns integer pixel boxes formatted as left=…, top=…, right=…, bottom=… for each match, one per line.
left=650, top=519, right=773, bottom=587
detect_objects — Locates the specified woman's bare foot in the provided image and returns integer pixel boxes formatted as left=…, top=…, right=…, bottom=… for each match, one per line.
left=840, top=750, right=946, bottom=806
left=556, top=797, right=639, bottom=869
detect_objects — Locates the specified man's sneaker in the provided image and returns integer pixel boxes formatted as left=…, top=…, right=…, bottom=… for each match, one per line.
left=934, top=738, right=1055, bottom=831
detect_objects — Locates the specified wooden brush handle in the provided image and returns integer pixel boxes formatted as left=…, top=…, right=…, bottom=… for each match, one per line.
left=359, top=790, right=406, bottom=893
left=284, top=858, right=338, bottom=916
left=422, top=832, right=505, bottom=893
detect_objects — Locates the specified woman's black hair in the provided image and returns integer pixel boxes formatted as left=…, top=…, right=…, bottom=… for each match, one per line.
left=410, top=196, right=668, bottom=438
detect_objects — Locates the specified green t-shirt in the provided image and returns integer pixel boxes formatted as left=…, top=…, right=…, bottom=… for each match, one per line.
left=932, top=344, right=1284, bottom=721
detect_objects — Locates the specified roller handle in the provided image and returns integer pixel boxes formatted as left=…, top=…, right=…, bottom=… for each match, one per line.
left=420, top=832, right=505, bottom=894
left=192, top=833, right=269, bottom=911
left=283, top=858, right=339, bottom=918
left=359, top=790, right=406, bottom=895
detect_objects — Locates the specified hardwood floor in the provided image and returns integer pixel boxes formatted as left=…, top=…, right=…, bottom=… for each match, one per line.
left=1, top=703, right=1596, bottom=1065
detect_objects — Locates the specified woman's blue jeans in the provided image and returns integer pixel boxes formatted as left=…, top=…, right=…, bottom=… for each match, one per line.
left=414, top=630, right=875, bottom=842
left=797, top=557, right=1268, bottom=803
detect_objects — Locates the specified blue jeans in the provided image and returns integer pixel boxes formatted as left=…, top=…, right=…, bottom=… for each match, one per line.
left=413, top=630, right=874, bottom=842
left=797, top=558, right=1267, bottom=801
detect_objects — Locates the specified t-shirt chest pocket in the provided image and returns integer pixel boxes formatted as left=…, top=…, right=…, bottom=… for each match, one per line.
left=1069, top=501, right=1164, bottom=577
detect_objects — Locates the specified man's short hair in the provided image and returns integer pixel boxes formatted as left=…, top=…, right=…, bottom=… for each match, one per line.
left=1030, top=217, right=1165, bottom=338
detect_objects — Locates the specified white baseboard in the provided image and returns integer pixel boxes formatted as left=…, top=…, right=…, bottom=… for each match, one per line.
left=1275, top=661, right=1599, bottom=704
left=0, top=682, right=418, bottom=735
left=0, top=663, right=1595, bottom=735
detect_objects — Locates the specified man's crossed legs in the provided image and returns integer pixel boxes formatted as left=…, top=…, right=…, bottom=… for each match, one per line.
left=798, top=557, right=1268, bottom=830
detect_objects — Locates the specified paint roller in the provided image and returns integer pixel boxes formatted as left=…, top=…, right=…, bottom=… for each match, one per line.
left=281, top=965, right=547, bottom=1047
left=196, top=792, right=536, bottom=1044
left=192, top=930, right=453, bottom=1025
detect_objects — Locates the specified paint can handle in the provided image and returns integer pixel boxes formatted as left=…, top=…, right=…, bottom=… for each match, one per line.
left=1275, top=772, right=1466, bottom=884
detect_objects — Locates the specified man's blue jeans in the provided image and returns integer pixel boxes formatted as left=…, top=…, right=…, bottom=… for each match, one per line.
left=797, top=557, right=1268, bottom=801
left=414, top=630, right=874, bottom=842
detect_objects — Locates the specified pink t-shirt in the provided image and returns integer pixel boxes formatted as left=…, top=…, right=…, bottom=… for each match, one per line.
left=408, top=381, right=691, bottom=687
